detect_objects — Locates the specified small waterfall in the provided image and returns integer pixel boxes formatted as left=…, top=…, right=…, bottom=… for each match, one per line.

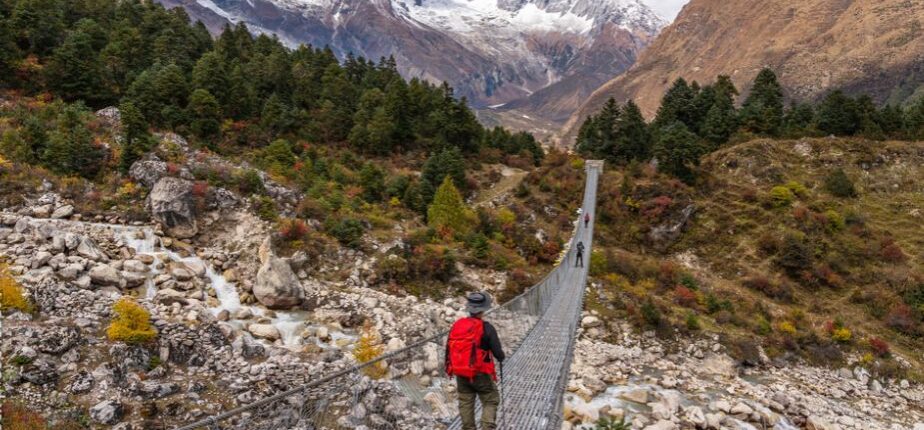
left=13, top=214, right=355, bottom=351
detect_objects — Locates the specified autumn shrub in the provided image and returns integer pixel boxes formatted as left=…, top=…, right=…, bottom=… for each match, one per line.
left=824, top=210, right=845, bottom=232
left=409, top=245, right=458, bottom=283
left=107, top=298, right=157, bottom=344
left=589, top=250, right=607, bottom=277
left=824, top=169, right=857, bottom=198
left=756, top=231, right=781, bottom=255
left=885, top=304, right=919, bottom=335
left=641, top=195, right=673, bottom=220
left=868, top=337, right=891, bottom=358
left=2, top=401, right=46, bottom=430
left=742, top=276, right=793, bottom=301
left=673, top=286, right=698, bottom=308
left=353, top=323, right=387, bottom=379
left=769, top=186, right=795, bottom=208
left=375, top=255, right=410, bottom=283
left=775, top=233, right=813, bottom=276
left=879, top=239, right=907, bottom=263
left=279, top=218, right=310, bottom=242
left=831, top=327, right=852, bottom=343
left=784, top=181, right=808, bottom=198
left=326, top=217, right=365, bottom=248
left=705, top=293, right=733, bottom=315
left=685, top=312, right=701, bottom=331
left=253, top=195, right=278, bottom=221
left=777, top=321, right=797, bottom=336
left=640, top=299, right=662, bottom=327
left=0, top=262, right=32, bottom=313
left=508, top=268, right=534, bottom=292
left=813, top=264, right=844, bottom=289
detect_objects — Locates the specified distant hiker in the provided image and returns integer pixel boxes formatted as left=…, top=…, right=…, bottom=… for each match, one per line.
left=584, top=213, right=590, bottom=228
left=447, top=292, right=505, bottom=430
left=575, top=241, right=585, bottom=268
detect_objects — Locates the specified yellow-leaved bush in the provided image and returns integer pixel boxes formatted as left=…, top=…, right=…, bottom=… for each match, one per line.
left=0, top=261, right=32, bottom=313
left=107, top=298, right=157, bottom=343
left=353, top=323, right=387, bottom=379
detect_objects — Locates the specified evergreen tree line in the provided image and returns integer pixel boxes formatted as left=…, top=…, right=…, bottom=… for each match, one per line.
left=578, top=68, right=924, bottom=182
left=0, top=0, right=541, bottom=177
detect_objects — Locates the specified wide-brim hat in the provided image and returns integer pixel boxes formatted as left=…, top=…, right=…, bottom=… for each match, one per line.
left=465, top=292, right=493, bottom=314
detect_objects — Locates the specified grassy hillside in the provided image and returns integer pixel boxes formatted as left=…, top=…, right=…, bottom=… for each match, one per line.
left=525, top=137, right=924, bottom=379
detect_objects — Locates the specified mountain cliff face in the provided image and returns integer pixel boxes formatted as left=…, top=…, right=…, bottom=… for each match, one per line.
left=563, top=0, right=924, bottom=143
left=156, top=0, right=665, bottom=130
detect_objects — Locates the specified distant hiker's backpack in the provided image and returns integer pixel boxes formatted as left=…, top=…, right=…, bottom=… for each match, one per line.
left=446, top=317, right=496, bottom=380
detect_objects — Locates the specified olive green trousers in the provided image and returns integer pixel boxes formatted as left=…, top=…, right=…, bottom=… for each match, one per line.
left=456, top=374, right=499, bottom=430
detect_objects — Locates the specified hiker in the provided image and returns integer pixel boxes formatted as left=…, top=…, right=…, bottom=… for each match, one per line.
left=584, top=213, right=590, bottom=228
left=446, top=292, right=505, bottom=430
left=575, top=241, right=585, bottom=267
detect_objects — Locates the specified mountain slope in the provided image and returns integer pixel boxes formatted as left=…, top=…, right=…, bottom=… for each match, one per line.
left=562, top=0, right=924, bottom=143
left=156, top=0, right=665, bottom=130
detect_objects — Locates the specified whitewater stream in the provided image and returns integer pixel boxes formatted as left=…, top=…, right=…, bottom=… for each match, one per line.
left=15, top=216, right=355, bottom=350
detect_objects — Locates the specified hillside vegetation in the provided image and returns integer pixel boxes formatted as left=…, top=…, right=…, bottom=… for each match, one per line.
left=536, top=137, right=924, bottom=379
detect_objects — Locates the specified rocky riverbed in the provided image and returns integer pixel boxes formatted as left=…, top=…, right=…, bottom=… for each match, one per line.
left=565, top=314, right=924, bottom=430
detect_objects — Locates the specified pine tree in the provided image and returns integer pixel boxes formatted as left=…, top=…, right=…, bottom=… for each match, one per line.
left=10, top=0, right=65, bottom=56
left=42, top=103, right=104, bottom=178
left=0, top=16, right=19, bottom=88
left=118, top=101, right=152, bottom=173
left=877, top=104, right=904, bottom=139
left=816, top=90, right=860, bottom=136
left=905, top=97, right=924, bottom=140
left=653, top=121, right=703, bottom=183
left=427, top=177, right=475, bottom=236
left=701, top=95, right=738, bottom=146
left=187, top=89, right=221, bottom=140
left=782, top=102, right=815, bottom=137
left=421, top=146, right=466, bottom=203
left=615, top=100, right=652, bottom=162
left=359, top=163, right=386, bottom=202
left=654, top=78, right=696, bottom=130
left=261, top=93, right=292, bottom=137
left=191, top=51, right=228, bottom=107
left=349, top=88, right=396, bottom=154
left=45, top=26, right=105, bottom=103
left=740, top=68, right=785, bottom=136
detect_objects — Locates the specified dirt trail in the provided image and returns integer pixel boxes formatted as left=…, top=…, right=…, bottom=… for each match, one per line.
left=473, top=166, right=528, bottom=208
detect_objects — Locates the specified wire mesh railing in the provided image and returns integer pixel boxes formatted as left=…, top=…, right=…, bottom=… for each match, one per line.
left=176, top=162, right=602, bottom=430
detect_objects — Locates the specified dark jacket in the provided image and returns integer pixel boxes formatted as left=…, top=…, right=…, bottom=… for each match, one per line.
left=479, top=320, right=505, bottom=362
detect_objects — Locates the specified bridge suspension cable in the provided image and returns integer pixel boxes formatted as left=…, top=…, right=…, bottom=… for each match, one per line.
left=176, top=161, right=602, bottom=430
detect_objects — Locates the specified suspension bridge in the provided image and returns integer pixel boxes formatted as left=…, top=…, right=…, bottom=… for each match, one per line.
left=177, top=160, right=603, bottom=430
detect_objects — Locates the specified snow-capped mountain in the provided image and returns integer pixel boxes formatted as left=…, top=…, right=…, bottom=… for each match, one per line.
left=157, top=0, right=666, bottom=128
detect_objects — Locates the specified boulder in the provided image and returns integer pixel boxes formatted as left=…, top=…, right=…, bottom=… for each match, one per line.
left=129, top=153, right=168, bottom=188
left=619, top=388, right=650, bottom=404
left=700, top=353, right=737, bottom=378
left=581, top=315, right=602, bottom=328
left=76, top=236, right=108, bottom=261
left=806, top=416, right=838, bottom=430
left=254, top=254, right=305, bottom=310
left=146, top=177, right=198, bottom=238
left=90, top=400, right=124, bottom=425
left=248, top=324, right=281, bottom=341
left=89, top=264, right=121, bottom=286
left=51, top=205, right=74, bottom=219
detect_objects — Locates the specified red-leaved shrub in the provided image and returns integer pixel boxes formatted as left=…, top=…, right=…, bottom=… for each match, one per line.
left=674, top=286, right=697, bottom=307
left=279, top=218, right=310, bottom=242
left=868, top=337, right=890, bottom=357
left=880, top=239, right=908, bottom=263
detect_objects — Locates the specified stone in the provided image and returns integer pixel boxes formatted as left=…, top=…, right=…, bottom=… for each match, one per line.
left=700, top=353, right=737, bottom=378
left=254, top=245, right=305, bottom=310
left=684, top=406, right=706, bottom=427
left=123, top=260, right=148, bottom=272
left=31, top=251, right=53, bottom=268
left=643, top=420, right=677, bottom=430
left=806, top=416, right=837, bottom=430
left=619, top=388, right=650, bottom=404
left=581, top=315, right=602, bottom=328
left=248, top=324, right=281, bottom=341
left=129, top=153, right=168, bottom=188
left=51, top=205, right=74, bottom=219
left=76, top=237, right=108, bottom=261
left=89, top=264, right=121, bottom=286
left=90, top=400, right=124, bottom=425
left=147, top=177, right=198, bottom=238
left=730, top=402, right=753, bottom=416
left=122, top=271, right=147, bottom=288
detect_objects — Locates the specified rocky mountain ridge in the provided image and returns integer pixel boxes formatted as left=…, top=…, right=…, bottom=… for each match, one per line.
left=562, top=0, right=924, bottom=144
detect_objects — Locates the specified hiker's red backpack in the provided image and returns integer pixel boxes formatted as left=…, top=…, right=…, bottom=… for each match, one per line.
left=446, top=317, right=496, bottom=380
